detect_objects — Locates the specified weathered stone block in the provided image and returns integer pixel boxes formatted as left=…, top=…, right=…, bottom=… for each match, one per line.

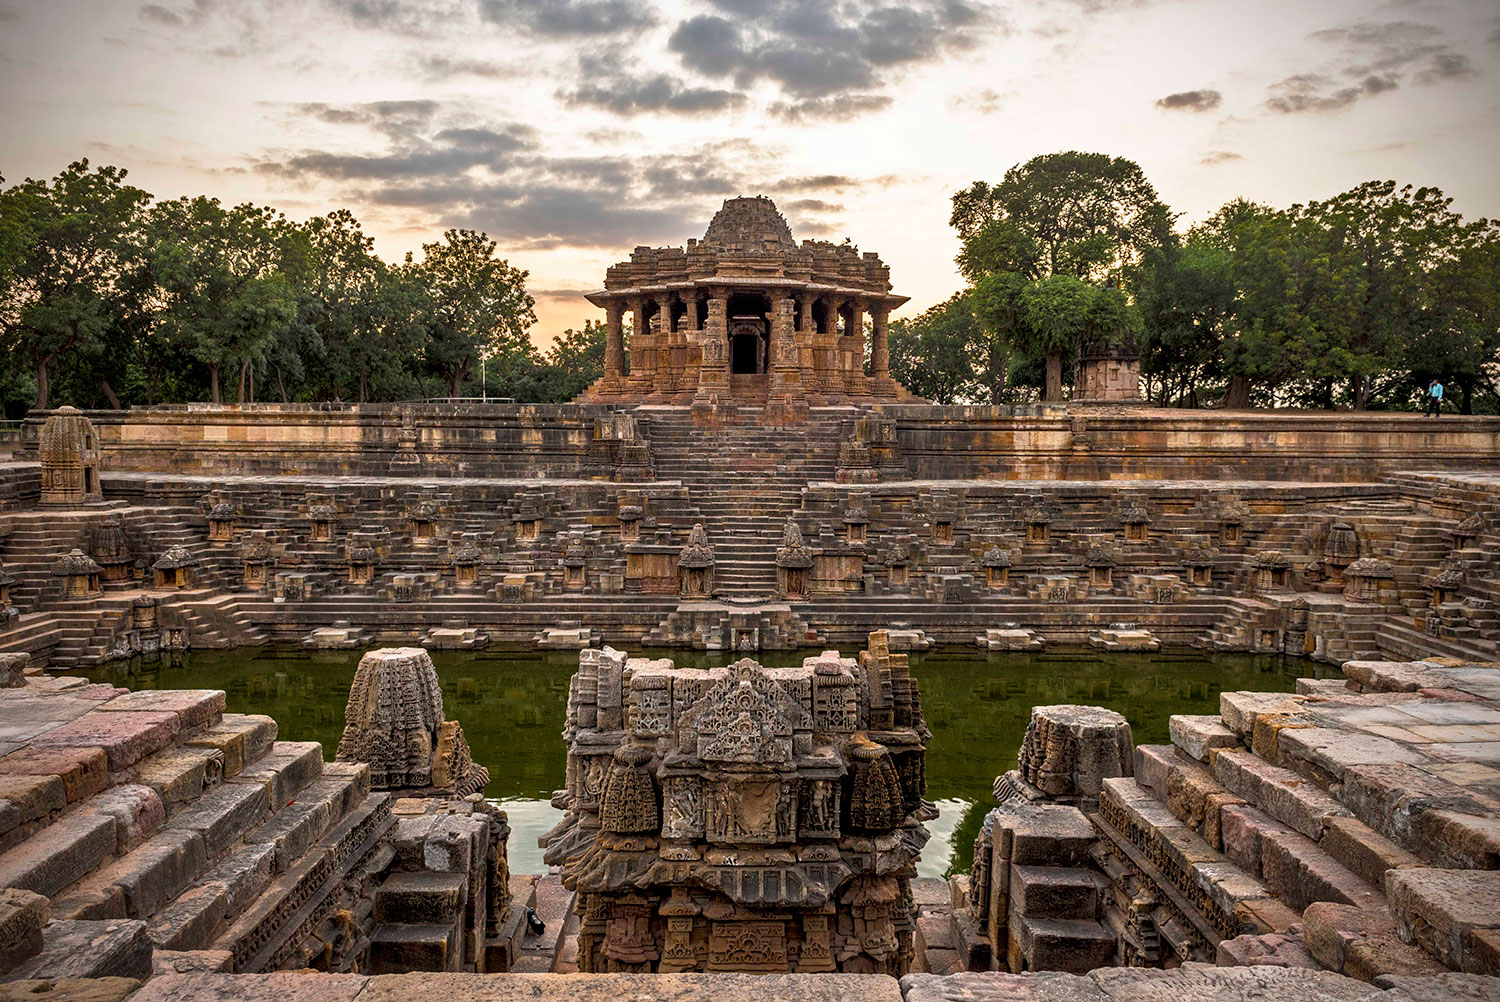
left=233, top=741, right=323, bottom=810
left=902, top=971, right=1102, bottom=1002
left=1303, top=902, right=1446, bottom=981
left=1320, top=816, right=1424, bottom=888
left=0, top=774, right=66, bottom=829
left=1014, top=917, right=1113, bottom=974
left=166, top=781, right=269, bottom=854
left=993, top=804, right=1097, bottom=868
left=369, top=922, right=459, bottom=974
left=1387, top=867, right=1500, bottom=974
left=1214, top=749, right=1349, bottom=840
left=133, top=746, right=224, bottom=806
left=0, top=746, right=109, bottom=802
left=1220, top=804, right=1291, bottom=878
left=96, top=689, right=225, bottom=733
left=1260, top=828, right=1381, bottom=913
left=1220, top=692, right=1306, bottom=737
left=0, top=887, right=48, bottom=974
left=6, top=919, right=152, bottom=981
left=1170, top=715, right=1239, bottom=763
left=1008, top=866, right=1098, bottom=922
left=31, top=710, right=181, bottom=772
left=184, top=714, right=278, bottom=778
left=375, top=871, right=468, bottom=926
left=0, top=810, right=116, bottom=897
left=88, top=783, right=166, bottom=853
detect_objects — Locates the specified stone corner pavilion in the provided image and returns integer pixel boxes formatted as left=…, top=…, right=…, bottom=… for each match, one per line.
left=576, top=196, right=922, bottom=409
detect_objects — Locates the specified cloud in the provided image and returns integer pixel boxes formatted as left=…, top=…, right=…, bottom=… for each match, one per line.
left=417, top=54, right=524, bottom=79
left=559, top=54, right=747, bottom=116
left=1266, top=18, right=1476, bottom=114
left=478, top=0, right=656, bottom=35
left=769, top=93, right=893, bottom=121
left=1199, top=151, right=1243, bottom=165
left=950, top=88, right=1009, bottom=114
left=1265, top=72, right=1394, bottom=114
left=782, top=199, right=842, bottom=212
left=667, top=0, right=997, bottom=111
left=254, top=104, right=890, bottom=251
left=1156, top=89, right=1221, bottom=112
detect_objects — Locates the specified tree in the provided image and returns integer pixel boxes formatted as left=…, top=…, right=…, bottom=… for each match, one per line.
left=1136, top=238, right=1237, bottom=407
left=888, top=294, right=984, bottom=403
left=953, top=152, right=1171, bottom=401
left=411, top=230, right=535, bottom=398
left=148, top=197, right=303, bottom=403
left=300, top=210, right=390, bottom=402
left=953, top=151, right=1174, bottom=285
left=536, top=320, right=606, bottom=402
left=0, top=161, right=152, bottom=409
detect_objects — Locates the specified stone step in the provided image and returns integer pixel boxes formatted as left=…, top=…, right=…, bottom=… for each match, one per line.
left=374, top=870, right=468, bottom=926
left=1011, top=917, right=1114, bottom=974
left=369, top=921, right=459, bottom=973
left=3, top=917, right=152, bottom=981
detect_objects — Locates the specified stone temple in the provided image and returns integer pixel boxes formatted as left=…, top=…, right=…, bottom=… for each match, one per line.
left=578, top=196, right=920, bottom=410
left=4, top=202, right=1500, bottom=1001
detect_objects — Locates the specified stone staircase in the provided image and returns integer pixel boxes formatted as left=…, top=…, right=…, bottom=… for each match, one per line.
left=0, top=672, right=393, bottom=980
left=1090, top=658, right=1500, bottom=980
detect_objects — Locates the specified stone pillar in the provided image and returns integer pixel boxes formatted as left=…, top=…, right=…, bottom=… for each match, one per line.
left=766, top=297, right=805, bottom=423
left=844, top=297, right=867, bottom=397
left=693, top=294, right=729, bottom=410
left=603, top=302, right=625, bottom=381
left=627, top=296, right=653, bottom=394
left=870, top=303, right=891, bottom=381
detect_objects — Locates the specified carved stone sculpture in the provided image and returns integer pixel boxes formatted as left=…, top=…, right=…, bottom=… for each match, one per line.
left=545, top=631, right=932, bottom=975
left=335, top=647, right=489, bottom=796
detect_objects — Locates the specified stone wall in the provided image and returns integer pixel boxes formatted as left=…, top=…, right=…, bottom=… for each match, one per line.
left=19, top=403, right=1500, bottom=483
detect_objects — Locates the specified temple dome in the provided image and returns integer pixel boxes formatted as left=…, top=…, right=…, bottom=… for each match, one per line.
left=702, top=196, right=795, bottom=253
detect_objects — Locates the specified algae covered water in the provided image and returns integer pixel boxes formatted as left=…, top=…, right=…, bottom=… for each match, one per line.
left=68, top=646, right=1314, bottom=878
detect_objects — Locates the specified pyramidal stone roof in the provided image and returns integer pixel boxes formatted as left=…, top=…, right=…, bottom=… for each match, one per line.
left=702, top=195, right=796, bottom=253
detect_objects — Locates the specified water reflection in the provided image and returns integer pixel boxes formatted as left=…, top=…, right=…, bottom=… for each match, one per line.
left=69, top=646, right=1315, bottom=878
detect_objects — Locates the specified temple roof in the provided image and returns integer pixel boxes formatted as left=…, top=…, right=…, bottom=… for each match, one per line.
left=702, top=196, right=796, bottom=253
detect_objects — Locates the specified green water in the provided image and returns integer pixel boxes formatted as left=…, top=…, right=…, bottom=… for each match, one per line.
left=69, top=646, right=1316, bottom=878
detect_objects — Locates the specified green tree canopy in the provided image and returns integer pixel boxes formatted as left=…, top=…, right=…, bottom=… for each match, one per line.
left=412, top=229, right=536, bottom=398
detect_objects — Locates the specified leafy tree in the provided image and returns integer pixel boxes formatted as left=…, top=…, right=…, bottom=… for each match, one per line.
left=411, top=230, right=535, bottom=398
left=953, top=151, right=1174, bottom=286
left=0, top=160, right=151, bottom=409
left=148, top=197, right=303, bottom=403
left=1136, top=237, right=1237, bottom=407
left=953, top=152, right=1170, bottom=401
left=536, top=320, right=607, bottom=402
left=888, top=294, right=984, bottom=403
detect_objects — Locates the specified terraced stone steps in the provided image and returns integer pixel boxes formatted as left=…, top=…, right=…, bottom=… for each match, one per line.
left=0, top=674, right=392, bottom=979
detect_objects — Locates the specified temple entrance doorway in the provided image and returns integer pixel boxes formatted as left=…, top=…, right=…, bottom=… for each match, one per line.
left=727, top=293, right=771, bottom=375
left=730, top=323, right=764, bottom=374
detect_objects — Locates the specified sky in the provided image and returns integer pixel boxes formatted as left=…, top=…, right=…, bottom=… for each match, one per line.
left=2, top=0, right=1498, bottom=344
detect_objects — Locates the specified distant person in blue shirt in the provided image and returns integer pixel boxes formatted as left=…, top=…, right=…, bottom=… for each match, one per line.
left=1426, top=379, right=1444, bottom=418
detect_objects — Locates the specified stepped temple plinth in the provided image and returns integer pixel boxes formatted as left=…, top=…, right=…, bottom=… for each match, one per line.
left=576, top=196, right=920, bottom=409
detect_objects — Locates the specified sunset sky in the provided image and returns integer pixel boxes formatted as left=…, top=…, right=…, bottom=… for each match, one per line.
left=2, top=0, right=1498, bottom=342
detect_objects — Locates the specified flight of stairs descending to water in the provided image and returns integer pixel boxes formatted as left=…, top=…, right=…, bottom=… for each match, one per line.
left=1086, top=658, right=1500, bottom=981
left=0, top=670, right=393, bottom=980
left=640, top=407, right=846, bottom=598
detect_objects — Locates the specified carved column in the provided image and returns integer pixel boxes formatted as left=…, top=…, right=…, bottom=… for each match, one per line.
left=768, top=296, right=801, bottom=405
left=844, top=297, right=866, bottom=396
left=656, top=296, right=676, bottom=395
left=604, top=301, right=626, bottom=383
left=870, top=302, right=891, bottom=393
left=693, top=293, right=729, bottom=407
left=627, top=296, right=653, bottom=394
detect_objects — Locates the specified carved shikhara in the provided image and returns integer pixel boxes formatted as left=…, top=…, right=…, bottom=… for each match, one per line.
left=544, top=630, right=934, bottom=974
left=335, top=646, right=490, bottom=796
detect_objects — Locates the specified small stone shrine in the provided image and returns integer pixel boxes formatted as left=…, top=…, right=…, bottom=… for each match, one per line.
left=38, top=405, right=103, bottom=505
left=335, top=647, right=491, bottom=797
left=543, top=630, right=934, bottom=975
